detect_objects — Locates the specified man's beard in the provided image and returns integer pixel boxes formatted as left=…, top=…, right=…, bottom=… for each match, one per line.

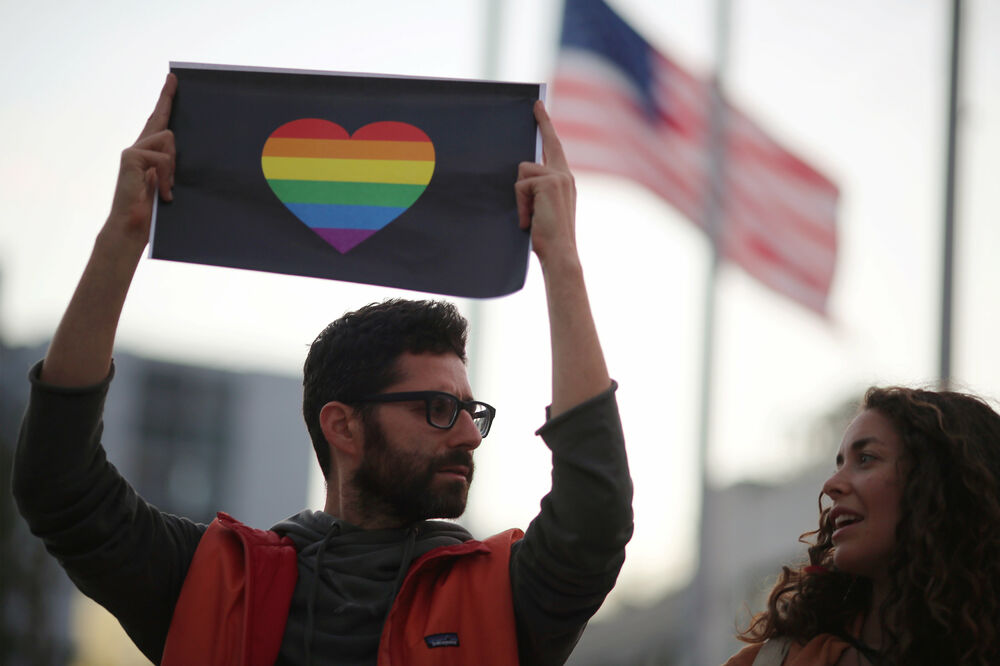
left=352, top=416, right=475, bottom=525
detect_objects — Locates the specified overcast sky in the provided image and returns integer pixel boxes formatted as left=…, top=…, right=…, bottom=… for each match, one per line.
left=1, top=0, right=998, bottom=607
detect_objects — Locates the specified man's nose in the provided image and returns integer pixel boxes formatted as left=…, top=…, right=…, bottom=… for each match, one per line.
left=449, top=409, right=483, bottom=450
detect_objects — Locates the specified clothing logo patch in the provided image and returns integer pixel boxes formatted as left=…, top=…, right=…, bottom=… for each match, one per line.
left=424, top=632, right=460, bottom=648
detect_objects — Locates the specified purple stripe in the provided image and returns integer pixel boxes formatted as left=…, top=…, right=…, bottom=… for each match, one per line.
left=313, top=227, right=378, bottom=253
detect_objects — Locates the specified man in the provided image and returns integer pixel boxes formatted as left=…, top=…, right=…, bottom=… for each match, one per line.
left=13, top=74, right=633, bottom=665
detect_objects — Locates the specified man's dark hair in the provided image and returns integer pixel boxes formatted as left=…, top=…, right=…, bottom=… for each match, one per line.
left=302, top=299, right=468, bottom=479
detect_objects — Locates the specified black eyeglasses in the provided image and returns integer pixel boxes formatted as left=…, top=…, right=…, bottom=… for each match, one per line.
left=353, top=391, right=496, bottom=437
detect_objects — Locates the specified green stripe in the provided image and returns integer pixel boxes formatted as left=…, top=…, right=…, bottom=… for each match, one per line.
left=266, top=179, right=427, bottom=207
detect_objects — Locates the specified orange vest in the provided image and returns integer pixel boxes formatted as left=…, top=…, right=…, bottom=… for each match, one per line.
left=161, top=512, right=523, bottom=666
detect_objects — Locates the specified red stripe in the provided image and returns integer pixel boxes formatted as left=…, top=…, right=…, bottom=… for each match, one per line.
left=352, top=121, right=432, bottom=142
left=727, top=206, right=836, bottom=288
left=725, top=112, right=838, bottom=191
left=567, top=147, right=703, bottom=223
left=267, top=119, right=432, bottom=142
left=554, top=117, right=707, bottom=223
left=724, top=228, right=831, bottom=314
left=727, top=240, right=828, bottom=310
left=724, top=169, right=838, bottom=251
left=728, top=204, right=836, bottom=288
left=269, top=118, right=349, bottom=140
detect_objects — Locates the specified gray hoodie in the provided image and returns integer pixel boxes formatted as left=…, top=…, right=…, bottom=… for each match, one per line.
left=272, top=510, right=472, bottom=665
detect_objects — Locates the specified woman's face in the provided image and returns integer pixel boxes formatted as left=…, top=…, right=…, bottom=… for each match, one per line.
left=822, top=409, right=905, bottom=579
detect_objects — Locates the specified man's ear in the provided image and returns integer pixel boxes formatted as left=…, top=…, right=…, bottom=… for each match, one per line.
left=320, top=401, right=364, bottom=461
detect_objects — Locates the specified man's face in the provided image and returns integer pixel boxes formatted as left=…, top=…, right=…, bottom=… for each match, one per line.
left=351, top=352, right=482, bottom=525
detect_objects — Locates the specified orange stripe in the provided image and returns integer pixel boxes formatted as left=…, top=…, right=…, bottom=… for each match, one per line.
left=262, top=138, right=435, bottom=161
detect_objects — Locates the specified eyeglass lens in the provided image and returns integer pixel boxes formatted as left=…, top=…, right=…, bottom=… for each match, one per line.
left=426, top=395, right=491, bottom=436
left=427, top=395, right=456, bottom=427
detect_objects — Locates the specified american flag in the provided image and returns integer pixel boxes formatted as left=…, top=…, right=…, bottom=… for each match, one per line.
left=551, top=0, right=839, bottom=314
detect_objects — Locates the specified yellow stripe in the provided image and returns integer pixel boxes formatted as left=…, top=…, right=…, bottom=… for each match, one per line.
left=261, top=156, right=434, bottom=185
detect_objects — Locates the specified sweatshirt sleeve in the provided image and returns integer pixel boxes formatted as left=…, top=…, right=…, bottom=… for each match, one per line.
left=509, top=381, right=634, bottom=666
left=11, top=360, right=206, bottom=664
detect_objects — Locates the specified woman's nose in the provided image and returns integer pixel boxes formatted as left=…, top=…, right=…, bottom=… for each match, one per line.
left=822, top=468, right=848, bottom=499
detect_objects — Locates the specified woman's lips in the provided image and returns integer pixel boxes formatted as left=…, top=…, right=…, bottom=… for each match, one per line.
left=832, top=520, right=860, bottom=541
left=831, top=508, right=863, bottom=541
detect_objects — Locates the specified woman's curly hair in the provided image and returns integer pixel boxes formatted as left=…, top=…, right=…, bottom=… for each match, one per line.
left=738, top=386, right=1000, bottom=665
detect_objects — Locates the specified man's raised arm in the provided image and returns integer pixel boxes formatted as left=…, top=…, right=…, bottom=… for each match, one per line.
left=13, top=75, right=209, bottom=663
left=510, top=102, right=632, bottom=666
left=42, top=74, right=177, bottom=387
left=515, top=100, right=611, bottom=415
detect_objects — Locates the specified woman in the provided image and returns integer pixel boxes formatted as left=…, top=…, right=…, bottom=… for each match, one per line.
left=725, top=386, right=1000, bottom=665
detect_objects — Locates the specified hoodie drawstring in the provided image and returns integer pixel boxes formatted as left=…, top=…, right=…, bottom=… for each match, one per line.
left=382, top=526, right=418, bottom=627
left=305, top=521, right=341, bottom=666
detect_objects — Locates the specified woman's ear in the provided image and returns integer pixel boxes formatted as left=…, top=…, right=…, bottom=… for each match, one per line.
left=320, top=401, right=364, bottom=461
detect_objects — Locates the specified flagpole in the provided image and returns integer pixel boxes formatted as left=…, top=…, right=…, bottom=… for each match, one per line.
left=939, top=0, right=963, bottom=390
left=690, top=0, right=732, bottom=663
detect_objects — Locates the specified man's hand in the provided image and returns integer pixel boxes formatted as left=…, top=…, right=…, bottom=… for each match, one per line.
left=105, top=73, right=177, bottom=249
left=516, top=100, right=610, bottom=417
left=41, top=73, right=178, bottom=387
left=515, top=101, right=578, bottom=267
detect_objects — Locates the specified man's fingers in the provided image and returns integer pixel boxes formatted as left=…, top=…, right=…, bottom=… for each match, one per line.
left=134, top=129, right=176, bottom=166
left=533, top=100, right=569, bottom=172
left=133, top=129, right=176, bottom=198
left=518, top=160, right=547, bottom=180
left=514, top=180, right=534, bottom=230
left=134, top=128, right=175, bottom=153
left=137, top=73, right=178, bottom=142
left=123, top=147, right=175, bottom=201
left=516, top=163, right=548, bottom=229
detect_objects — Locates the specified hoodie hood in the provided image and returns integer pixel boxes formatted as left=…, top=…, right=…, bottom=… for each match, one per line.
left=271, top=509, right=472, bottom=549
left=270, top=510, right=472, bottom=666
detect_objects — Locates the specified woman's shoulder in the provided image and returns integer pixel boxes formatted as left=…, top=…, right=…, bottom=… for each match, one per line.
left=721, top=643, right=763, bottom=666
left=722, top=634, right=851, bottom=666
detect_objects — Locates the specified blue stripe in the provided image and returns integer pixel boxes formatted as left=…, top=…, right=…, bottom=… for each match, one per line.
left=285, top=203, right=407, bottom=230
left=560, top=0, right=656, bottom=115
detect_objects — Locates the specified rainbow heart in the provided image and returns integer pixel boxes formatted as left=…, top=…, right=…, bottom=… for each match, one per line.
left=261, top=119, right=435, bottom=253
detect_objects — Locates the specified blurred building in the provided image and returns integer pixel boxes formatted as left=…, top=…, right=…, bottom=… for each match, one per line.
left=567, top=465, right=830, bottom=666
left=2, top=341, right=311, bottom=665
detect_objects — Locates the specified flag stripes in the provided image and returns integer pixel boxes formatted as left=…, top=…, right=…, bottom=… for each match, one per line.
left=551, top=8, right=839, bottom=314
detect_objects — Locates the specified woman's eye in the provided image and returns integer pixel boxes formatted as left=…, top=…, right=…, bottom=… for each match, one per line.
left=859, top=453, right=874, bottom=464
